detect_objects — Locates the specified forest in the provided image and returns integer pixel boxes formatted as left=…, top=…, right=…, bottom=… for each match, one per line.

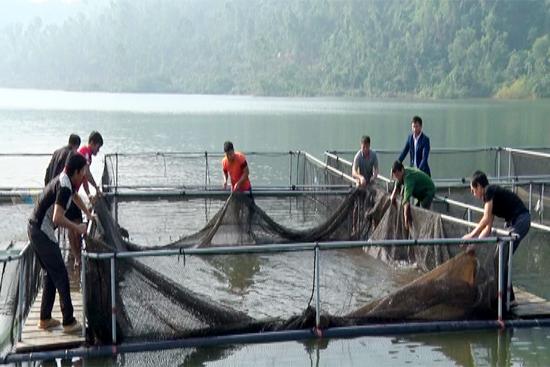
left=0, top=0, right=549, bottom=98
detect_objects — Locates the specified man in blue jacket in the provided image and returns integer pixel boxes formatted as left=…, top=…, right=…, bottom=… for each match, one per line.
left=398, top=116, right=431, bottom=177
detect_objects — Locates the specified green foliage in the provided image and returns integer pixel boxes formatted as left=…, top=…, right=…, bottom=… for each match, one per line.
left=495, top=77, right=534, bottom=99
left=0, top=0, right=549, bottom=98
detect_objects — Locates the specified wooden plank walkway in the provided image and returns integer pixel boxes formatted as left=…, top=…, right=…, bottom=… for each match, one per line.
left=16, top=267, right=84, bottom=353
left=512, top=286, right=550, bottom=318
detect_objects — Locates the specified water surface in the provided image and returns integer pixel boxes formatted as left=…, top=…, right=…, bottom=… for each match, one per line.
left=1, top=89, right=549, bottom=366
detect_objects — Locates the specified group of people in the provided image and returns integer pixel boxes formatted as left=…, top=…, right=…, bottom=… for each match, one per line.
left=29, top=135, right=253, bottom=334
left=29, top=131, right=103, bottom=333
left=28, top=119, right=531, bottom=333
left=352, top=115, right=531, bottom=309
left=351, top=115, right=434, bottom=229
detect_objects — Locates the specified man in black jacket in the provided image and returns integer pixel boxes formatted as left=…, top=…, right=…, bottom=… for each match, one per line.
left=44, top=134, right=81, bottom=185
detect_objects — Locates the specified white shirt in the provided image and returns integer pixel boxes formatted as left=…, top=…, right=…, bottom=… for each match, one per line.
left=412, top=132, right=422, bottom=167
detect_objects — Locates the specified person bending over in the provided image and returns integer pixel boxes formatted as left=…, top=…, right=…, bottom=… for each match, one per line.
left=222, top=141, right=251, bottom=192
left=390, top=160, right=435, bottom=229
left=463, top=170, right=530, bottom=308
left=29, top=154, right=93, bottom=333
left=64, top=131, right=103, bottom=267
left=44, top=134, right=82, bottom=267
left=44, top=134, right=81, bottom=186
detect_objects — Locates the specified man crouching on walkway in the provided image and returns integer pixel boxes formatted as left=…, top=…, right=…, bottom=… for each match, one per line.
left=28, top=153, right=93, bottom=333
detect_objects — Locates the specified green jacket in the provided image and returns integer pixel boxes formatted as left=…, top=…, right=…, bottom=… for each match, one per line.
left=401, top=167, right=435, bottom=205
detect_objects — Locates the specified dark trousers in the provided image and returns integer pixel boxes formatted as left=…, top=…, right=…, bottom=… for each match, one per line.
left=500, top=211, right=531, bottom=306
left=27, top=222, right=75, bottom=325
left=417, top=191, right=434, bottom=209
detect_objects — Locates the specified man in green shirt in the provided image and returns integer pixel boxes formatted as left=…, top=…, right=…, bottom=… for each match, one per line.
left=390, top=160, right=435, bottom=229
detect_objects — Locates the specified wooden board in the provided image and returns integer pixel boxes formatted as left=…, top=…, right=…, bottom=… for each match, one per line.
left=512, top=286, right=550, bottom=318
left=16, top=274, right=85, bottom=353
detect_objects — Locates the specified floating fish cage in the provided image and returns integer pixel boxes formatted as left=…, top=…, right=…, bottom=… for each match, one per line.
left=2, top=147, right=550, bottom=363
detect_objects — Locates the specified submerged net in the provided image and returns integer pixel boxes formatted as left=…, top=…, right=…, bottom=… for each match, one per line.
left=80, top=150, right=515, bottom=345
left=85, top=183, right=499, bottom=344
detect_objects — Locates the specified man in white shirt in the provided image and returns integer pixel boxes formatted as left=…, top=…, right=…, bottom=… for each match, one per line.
left=398, top=116, right=431, bottom=177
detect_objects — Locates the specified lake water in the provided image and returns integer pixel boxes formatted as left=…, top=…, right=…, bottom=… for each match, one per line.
left=0, top=89, right=549, bottom=366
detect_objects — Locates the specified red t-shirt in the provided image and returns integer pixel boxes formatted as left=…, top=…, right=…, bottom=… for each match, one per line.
left=78, top=145, right=93, bottom=165
left=75, top=145, right=93, bottom=190
left=222, top=152, right=251, bottom=191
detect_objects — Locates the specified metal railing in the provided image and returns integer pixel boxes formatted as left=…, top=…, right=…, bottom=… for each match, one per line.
left=103, top=151, right=354, bottom=199
left=327, top=146, right=550, bottom=181
left=0, top=242, right=34, bottom=343
left=1, top=147, right=547, bottom=198
left=324, top=151, right=550, bottom=186
left=437, top=196, right=550, bottom=232
left=103, top=151, right=301, bottom=192
left=81, top=235, right=517, bottom=345
left=323, top=152, right=550, bottom=231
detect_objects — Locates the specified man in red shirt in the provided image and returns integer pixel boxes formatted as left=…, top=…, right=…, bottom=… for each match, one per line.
left=77, top=131, right=103, bottom=198
left=222, top=141, right=251, bottom=192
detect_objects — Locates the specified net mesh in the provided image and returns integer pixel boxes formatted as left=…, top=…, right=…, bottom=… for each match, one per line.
left=0, top=148, right=544, bottom=356
left=0, top=246, right=41, bottom=358
left=83, top=153, right=502, bottom=345
left=325, top=150, right=550, bottom=227
left=507, top=148, right=550, bottom=177
left=103, top=152, right=295, bottom=189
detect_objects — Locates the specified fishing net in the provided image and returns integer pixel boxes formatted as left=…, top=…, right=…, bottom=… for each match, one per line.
left=0, top=149, right=543, bottom=357
left=84, top=180, right=499, bottom=344
left=505, top=148, right=550, bottom=178
left=102, top=152, right=295, bottom=189
left=325, top=150, right=550, bottom=227
left=0, top=245, right=41, bottom=358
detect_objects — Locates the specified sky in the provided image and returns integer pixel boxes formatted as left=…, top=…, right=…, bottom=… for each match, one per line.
left=0, top=0, right=109, bottom=27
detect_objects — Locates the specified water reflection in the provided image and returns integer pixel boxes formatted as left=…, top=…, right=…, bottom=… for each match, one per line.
left=3, top=95, right=550, bottom=366
left=17, top=327, right=550, bottom=366
left=206, top=255, right=261, bottom=294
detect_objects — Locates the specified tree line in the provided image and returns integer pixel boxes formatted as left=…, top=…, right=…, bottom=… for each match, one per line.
left=0, top=0, right=549, bottom=98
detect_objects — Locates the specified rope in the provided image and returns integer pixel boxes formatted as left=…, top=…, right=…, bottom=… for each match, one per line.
left=177, top=247, right=186, bottom=266
left=306, top=245, right=318, bottom=309
left=0, top=261, right=7, bottom=302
